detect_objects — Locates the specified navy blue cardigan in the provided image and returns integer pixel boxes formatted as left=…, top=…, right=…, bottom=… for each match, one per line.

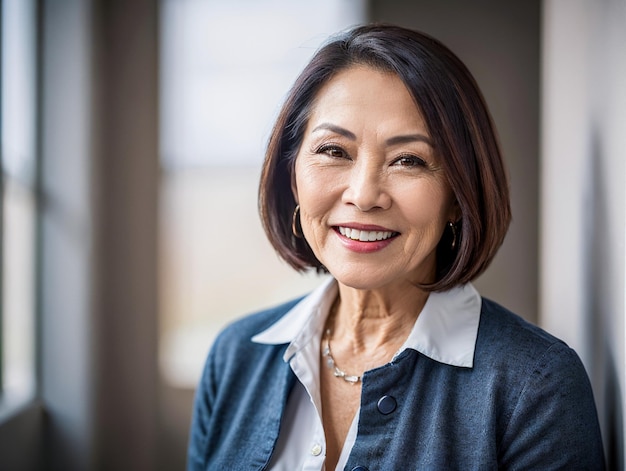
left=187, top=296, right=605, bottom=470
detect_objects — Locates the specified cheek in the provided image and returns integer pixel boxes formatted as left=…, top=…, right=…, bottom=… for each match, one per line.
left=399, top=186, right=455, bottom=247
left=298, top=193, right=332, bottom=231
left=294, top=159, right=317, bottom=200
left=295, top=164, right=340, bottom=211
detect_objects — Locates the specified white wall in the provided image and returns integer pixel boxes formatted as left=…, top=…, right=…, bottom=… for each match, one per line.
left=541, top=0, right=626, bottom=467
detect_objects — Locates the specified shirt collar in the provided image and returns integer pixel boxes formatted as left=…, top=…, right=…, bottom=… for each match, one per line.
left=251, top=278, right=481, bottom=368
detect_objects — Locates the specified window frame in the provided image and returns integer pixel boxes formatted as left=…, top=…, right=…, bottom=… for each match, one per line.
left=0, top=0, right=43, bottom=467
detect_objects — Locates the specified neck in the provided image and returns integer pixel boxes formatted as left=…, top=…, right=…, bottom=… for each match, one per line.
left=328, top=281, right=429, bottom=356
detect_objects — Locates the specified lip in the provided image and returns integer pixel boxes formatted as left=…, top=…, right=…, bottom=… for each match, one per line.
left=332, top=223, right=399, bottom=253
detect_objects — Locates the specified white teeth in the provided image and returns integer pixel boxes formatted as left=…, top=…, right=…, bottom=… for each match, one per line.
left=338, top=227, right=395, bottom=241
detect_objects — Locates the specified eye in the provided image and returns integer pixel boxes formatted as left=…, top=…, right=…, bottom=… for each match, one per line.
left=316, top=144, right=349, bottom=159
left=393, top=155, right=427, bottom=168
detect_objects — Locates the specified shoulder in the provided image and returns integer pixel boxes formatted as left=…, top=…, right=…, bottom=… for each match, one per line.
left=474, top=297, right=593, bottom=413
left=476, top=297, right=573, bottom=367
left=196, top=296, right=303, bottom=399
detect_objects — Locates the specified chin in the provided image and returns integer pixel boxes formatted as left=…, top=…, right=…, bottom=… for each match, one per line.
left=327, top=261, right=435, bottom=291
left=327, top=266, right=396, bottom=291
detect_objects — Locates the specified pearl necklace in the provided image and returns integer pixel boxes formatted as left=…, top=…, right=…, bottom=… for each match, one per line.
left=322, top=328, right=361, bottom=384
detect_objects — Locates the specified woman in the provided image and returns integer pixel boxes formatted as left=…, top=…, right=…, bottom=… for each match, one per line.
left=188, top=24, right=605, bottom=470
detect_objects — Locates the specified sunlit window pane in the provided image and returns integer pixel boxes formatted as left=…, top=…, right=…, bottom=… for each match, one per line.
left=1, top=180, right=36, bottom=399
left=159, top=0, right=365, bottom=387
left=160, top=0, right=366, bottom=168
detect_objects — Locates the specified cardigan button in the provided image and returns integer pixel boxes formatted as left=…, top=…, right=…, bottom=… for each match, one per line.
left=377, top=395, right=397, bottom=415
left=351, top=467, right=369, bottom=471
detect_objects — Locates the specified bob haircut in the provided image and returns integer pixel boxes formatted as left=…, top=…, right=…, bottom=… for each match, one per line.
left=259, top=24, right=511, bottom=291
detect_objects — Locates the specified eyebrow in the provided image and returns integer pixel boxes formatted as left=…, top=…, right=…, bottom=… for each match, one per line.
left=385, top=134, right=432, bottom=147
left=311, top=122, right=432, bottom=147
left=311, top=123, right=356, bottom=140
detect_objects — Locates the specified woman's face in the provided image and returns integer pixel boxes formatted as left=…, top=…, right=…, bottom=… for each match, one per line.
left=293, top=65, right=458, bottom=290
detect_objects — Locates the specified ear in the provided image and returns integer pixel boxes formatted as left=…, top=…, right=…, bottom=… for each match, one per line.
left=448, top=198, right=461, bottom=224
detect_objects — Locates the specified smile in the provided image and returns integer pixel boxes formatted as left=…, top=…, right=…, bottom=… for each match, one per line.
left=337, top=226, right=399, bottom=242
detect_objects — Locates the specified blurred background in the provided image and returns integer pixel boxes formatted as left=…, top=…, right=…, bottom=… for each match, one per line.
left=0, top=0, right=624, bottom=469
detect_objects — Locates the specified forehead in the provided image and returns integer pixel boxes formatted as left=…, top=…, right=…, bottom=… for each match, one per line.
left=307, top=65, right=427, bottom=132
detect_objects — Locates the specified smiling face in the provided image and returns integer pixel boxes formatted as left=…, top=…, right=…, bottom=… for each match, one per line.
left=293, top=65, right=458, bottom=290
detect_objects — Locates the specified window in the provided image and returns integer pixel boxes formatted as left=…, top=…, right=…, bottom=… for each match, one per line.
left=0, top=0, right=38, bottom=414
left=159, top=0, right=365, bottom=387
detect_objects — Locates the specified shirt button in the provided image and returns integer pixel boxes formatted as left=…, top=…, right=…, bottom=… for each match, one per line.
left=311, top=443, right=322, bottom=456
left=377, top=395, right=397, bottom=415
left=351, top=467, right=369, bottom=471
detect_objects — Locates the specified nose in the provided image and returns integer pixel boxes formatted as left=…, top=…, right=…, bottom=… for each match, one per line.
left=342, top=160, right=391, bottom=211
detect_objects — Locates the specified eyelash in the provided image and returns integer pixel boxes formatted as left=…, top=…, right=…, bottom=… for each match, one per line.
left=316, top=143, right=349, bottom=159
left=315, top=144, right=428, bottom=168
left=392, top=155, right=427, bottom=168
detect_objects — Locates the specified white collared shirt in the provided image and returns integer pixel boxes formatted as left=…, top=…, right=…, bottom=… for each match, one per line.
left=252, top=277, right=482, bottom=471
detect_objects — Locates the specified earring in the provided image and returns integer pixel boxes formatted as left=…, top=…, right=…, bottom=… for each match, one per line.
left=292, top=205, right=303, bottom=238
left=448, top=221, right=458, bottom=250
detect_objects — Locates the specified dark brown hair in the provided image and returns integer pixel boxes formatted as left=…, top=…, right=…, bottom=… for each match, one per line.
left=258, top=24, right=511, bottom=291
